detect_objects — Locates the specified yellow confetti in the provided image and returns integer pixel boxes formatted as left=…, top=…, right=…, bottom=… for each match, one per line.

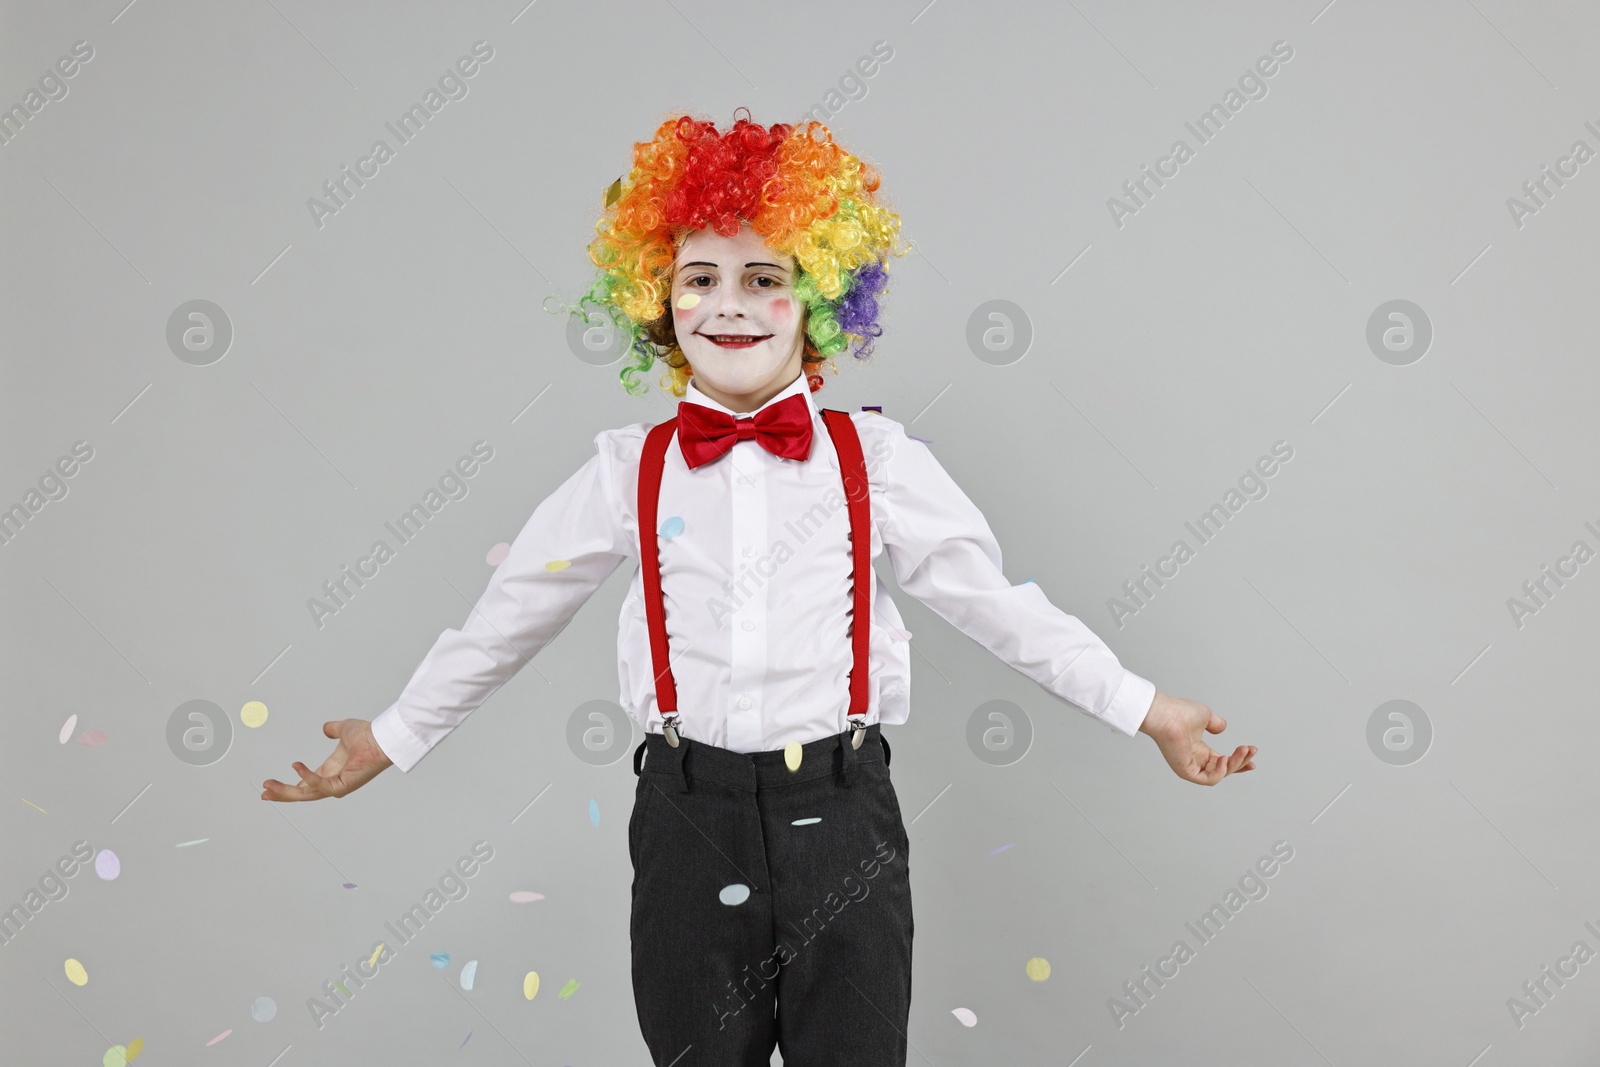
left=523, top=971, right=540, bottom=1000
left=240, top=701, right=268, bottom=728
left=604, top=177, right=622, bottom=207
left=783, top=742, right=803, bottom=772
left=368, top=943, right=385, bottom=968
left=65, top=957, right=88, bottom=985
left=545, top=560, right=571, bottom=572
left=1025, top=956, right=1051, bottom=982
left=675, top=292, right=700, bottom=310
left=127, top=1037, right=144, bottom=1060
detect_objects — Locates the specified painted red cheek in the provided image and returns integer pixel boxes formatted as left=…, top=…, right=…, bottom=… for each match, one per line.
left=769, top=297, right=794, bottom=325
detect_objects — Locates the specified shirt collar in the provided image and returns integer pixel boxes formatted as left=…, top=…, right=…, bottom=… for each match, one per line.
left=683, top=369, right=816, bottom=423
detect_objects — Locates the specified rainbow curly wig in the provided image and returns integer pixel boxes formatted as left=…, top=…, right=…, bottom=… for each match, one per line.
left=547, top=109, right=910, bottom=398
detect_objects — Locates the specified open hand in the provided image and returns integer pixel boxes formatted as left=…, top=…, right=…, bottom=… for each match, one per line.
left=261, top=719, right=394, bottom=801
left=1137, top=691, right=1256, bottom=786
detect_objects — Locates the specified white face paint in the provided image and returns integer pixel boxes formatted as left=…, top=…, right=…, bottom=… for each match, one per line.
left=670, top=221, right=807, bottom=413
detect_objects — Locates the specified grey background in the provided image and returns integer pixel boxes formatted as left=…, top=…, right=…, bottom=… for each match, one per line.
left=4, top=0, right=1598, bottom=1063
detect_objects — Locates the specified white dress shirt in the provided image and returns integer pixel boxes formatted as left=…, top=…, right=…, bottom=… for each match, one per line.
left=370, top=369, right=1155, bottom=771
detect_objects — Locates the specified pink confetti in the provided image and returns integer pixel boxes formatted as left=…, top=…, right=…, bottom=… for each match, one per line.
left=486, top=542, right=511, bottom=566
left=78, top=730, right=108, bottom=748
left=205, top=1029, right=233, bottom=1046
left=508, top=891, right=545, bottom=903
left=987, top=843, right=1015, bottom=856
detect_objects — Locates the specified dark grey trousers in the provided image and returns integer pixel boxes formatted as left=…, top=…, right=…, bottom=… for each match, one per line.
left=629, top=722, right=914, bottom=1066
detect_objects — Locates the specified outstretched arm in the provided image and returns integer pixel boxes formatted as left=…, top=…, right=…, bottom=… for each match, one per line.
left=873, top=416, right=1255, bottom=785
left=367, top=429, right=633, bottom=773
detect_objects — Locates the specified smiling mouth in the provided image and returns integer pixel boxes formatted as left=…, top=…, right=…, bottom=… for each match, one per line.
left=699, top=332, right=772, bottom=347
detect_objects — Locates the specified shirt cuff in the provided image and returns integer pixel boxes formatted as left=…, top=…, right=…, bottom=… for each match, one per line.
left=1100, top=669, right=1157, bottom=737
left=370, top=703, right=432, bottom=774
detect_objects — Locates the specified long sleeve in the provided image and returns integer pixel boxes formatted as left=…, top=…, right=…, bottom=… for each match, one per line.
left=370, top=429, right=633, bottom=771
left=875, top=418, right=1155, bottom=737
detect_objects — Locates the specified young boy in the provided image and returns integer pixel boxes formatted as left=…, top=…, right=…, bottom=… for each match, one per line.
left=262, top=111, right=1256, bottom=1066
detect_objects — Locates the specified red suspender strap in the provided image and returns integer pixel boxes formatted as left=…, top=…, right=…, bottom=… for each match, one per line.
left=638, top=418, right=680, bottom=717
left=820, top=409, right=872, bottom=722
left=636, top=408, right=873, bottom=738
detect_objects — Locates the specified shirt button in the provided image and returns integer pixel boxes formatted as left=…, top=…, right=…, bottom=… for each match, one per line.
left=738, top=694, right=752, bottom=709
left=741, top=619, right=755, bottom=631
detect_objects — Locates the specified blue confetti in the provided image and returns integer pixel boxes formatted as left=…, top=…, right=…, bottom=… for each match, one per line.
left=660, top=515, right=684, bottom=538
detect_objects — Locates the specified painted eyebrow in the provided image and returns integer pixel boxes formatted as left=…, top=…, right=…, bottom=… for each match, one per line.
left=676, top=260, right=791, bottom=271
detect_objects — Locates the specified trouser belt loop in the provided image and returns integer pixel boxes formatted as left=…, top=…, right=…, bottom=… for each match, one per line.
left=881, top=733, right=891, bottom=769
left=838, top=726, right=858, bottom=788
left=670, top=735, right=691, bottom=793
left=633, top=739, right=647, bottom=777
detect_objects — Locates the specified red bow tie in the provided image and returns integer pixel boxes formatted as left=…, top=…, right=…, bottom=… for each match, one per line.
left=677, top=392, right=814, bottom=469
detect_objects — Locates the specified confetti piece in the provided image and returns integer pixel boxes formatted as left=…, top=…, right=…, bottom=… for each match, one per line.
left=675, top=293, right=700, bottom=310
left=21, top=798, right=47, bottom=813
left=175, top=838, right=208, bottom=848
left=250, top=996, right=277, bottom=1022
left=1021, top=577, right=1034, bottom=584
left=59, top=714, right=77, bottom=744
left=126, top=1037, right=144, bottom=1060
left=367, top=943, right=385, bottom=968
left=589, top=798, right=600, bottom=826
left=659, top=515, right=684, bottom=538
left=951, top=1007, right=977, bottom=1027
left=719, top=884, right=751, bottom=906
left=783, top=742, right=803, bottom=772
left=102, top=1044, right=129, bottom=1067
left=557, top=978, right=580, bottom=999
left=523, top=971, right=540, bottom=1000
left=509, top=891, right=545, bottom=903
left=64, top=958, right=88, bottom=985
left=240, top=701, right=268, bottom=728
left=205, top=1029, right=232, bottom=1046
left=486, top=542, right=511, bottom=566
left=430, top=953, right=450, bottom=969
left=333, top=981, right=350, bottom=997
left=604, top=176, right=622, bottom=207
left=545, top=560, right=571, bottom=572
left=80, top=729, right=108, bottom=748
left=342, top=882, right=356, bottom=889
left=908, top=434, right=932, bottom=444
left=988, top=843, right=1014, bottom=856
left=461, top=960, right=477, bottom=990
left=95, top=849, right=120, bottom=880
left=1025, top=956, right=1051, bottom=982
left=791, top=817, right=821, bottom=826
left=459, top=1030, right=472, bottom=1049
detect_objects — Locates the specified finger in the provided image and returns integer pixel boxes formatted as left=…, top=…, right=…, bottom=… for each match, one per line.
left=262, top=776, right=318, bottom=802
left=291, top=760, right=339, bottom=797
left=324, top=721, right=340, bottom=739
left=1204, top=711, right=1226, bottom=734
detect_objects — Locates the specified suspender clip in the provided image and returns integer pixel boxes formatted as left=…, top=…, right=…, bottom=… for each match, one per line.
left=662, top=714, right=681, bottom=748
left=849, top=717, right=867, bottom=750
